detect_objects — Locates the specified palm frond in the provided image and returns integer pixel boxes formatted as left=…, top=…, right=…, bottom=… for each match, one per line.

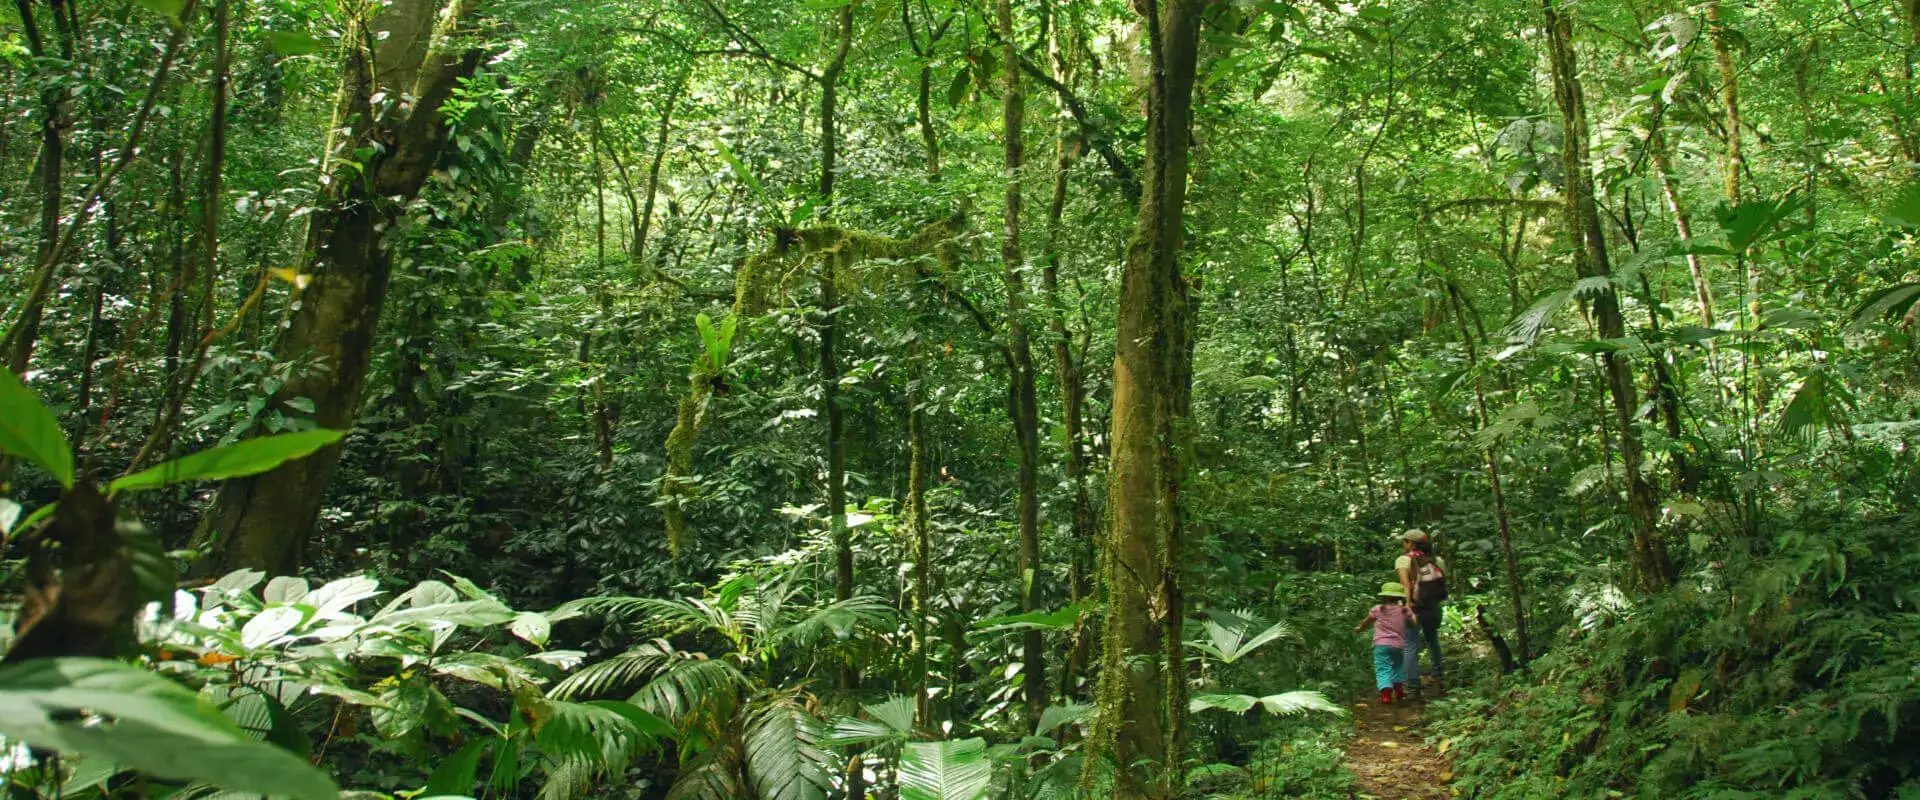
left=1502, top=288, right=1575, bottom=346
left=1254, top=690, right=1344, bottom=717
left=742, top=692, right=832, bottom=800
left=899, top=738, right=991, bottom=800
left=632, top=657, right=750, bottom=727
left=554, top=595, right=734, bottom=637
left=551, top=642, right=678, bottom=700
left=772, top=595, right=894, bottom=650
left=665, top=735, right=746, bottom=800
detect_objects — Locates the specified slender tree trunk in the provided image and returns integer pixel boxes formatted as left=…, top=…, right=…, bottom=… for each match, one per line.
left=1446, top=283, right=1528, bottom=663
left=907, top=343, right=934, bottom=726
left=634, top=71, right=687, bottom=268
left=998, top=0, right=1047, bottom=730
left=199, top=0, right=485, bottom=575
left=1088, top=1, right=1204, bottom=796
left=7, top=0, right=64, bottom=374
left=1648, top=126, right=1714, bottom=330
left=1042, top=33, right=1095, bottom=705
left=1541, top=0, right=1674, bottom=592
left=815, top=10, right=861, bottom=798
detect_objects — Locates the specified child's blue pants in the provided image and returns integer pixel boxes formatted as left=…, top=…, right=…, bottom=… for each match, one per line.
left=1372, top=644, right=1405, bottom=690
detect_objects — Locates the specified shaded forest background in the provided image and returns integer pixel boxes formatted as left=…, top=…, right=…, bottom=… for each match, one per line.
left=2, top=0, right=1919, bottom=797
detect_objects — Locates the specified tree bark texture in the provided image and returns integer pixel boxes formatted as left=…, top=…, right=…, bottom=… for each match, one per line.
left=1088, top=0, right=1204, bottom=795
left=201, top=0, right=485, bottom=575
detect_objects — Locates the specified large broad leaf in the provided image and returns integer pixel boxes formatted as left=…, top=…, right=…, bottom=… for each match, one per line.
left=973, top=599, right=1092, bottom=633
left=899, top=738, right=992, bottom=800
left=0, top=659, right=337, bottom=800
left=110, top=429, right=344, bottom=495
left=0, top=367, right=74, bottom=488
left=1190, top=690, right=1343, bottom=718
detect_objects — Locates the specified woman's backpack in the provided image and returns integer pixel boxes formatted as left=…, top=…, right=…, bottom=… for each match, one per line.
left=1411, top=550, right=1449, bottom=607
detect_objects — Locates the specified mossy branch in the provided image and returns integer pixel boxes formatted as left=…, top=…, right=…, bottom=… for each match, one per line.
left=661, top=212, right=967, bottom=556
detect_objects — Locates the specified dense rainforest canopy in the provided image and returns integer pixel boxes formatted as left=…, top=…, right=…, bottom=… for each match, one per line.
left=2, top=0, right=1918, bottom=797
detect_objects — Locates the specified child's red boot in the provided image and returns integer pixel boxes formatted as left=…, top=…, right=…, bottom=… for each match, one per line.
left=1379, top=687, right=1393, bottom=705
left=1393, top=683, right=1407, bottom=701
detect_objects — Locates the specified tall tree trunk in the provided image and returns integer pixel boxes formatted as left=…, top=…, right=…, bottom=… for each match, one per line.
left=1648, top=125, right=1714, bottom=330
left=998, top=0, right=1047, bottom=730
left=816, top=9, right=861, bottom=798
left=1088, top=1, right=1204, bottom=796
left=1042, top=25, right=1095, bottom=705
left=1541, top=0, right=1674, bottom=592
left=199, top=0, right=485, bottom=575
left=907, top=343, right=934, bottom=726
left=1446, top=283, right=1528, bottom=663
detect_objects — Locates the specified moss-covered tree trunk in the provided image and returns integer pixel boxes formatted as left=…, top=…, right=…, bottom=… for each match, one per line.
left=1088, top=0, right=1204, bottom=795
left=1541, top=0, right=1674, bottom=592
left=199, top=0, right=484, bottom=575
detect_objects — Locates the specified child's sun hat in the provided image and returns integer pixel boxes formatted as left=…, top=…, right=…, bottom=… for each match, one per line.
left=1378, top=581, right=1406, bottom=599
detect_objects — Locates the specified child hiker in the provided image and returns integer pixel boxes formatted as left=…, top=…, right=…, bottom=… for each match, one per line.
left=1355, top=581, right=1415, bottom=704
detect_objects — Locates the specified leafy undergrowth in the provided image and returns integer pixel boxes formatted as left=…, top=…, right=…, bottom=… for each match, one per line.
left=1431, top=514, right=1920, bottom=799
left=1190, top=713, right=1357, bottom=799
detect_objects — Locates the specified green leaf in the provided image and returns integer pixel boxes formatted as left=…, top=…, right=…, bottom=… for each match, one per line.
left=0, top=367, right=75, bottom=488
left=1881, top=183, right=1920, bottom=229
left=973, top=599, right=1091, bottom=633
left=264, top=30, right=325, bottom=56
left=899, top=738, right=991, bottom=800
left=0, top=659, right=337, bottom=800
left=511, top=612, right=552, bottom=646
left=714, top=137, right=779, bottom=220
left=1848, top=283, right=1920, bottom=334
left=1035, top=702, right=1089, bottom=735
left=109, top=429, right=344, bottom=496
left=424, top=740, right=490, bottom=796
left=132, top=0, right=188, bottom=18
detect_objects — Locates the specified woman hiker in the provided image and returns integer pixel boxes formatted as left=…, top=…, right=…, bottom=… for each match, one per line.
left=1396, top=528, right=1449, bottom=696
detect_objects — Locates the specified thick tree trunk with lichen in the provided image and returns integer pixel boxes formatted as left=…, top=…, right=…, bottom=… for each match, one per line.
left=199, top=0, right=484, bottom=576
left=1541, top=0, right=1674, bottom=592
left=1086, top=1, right=1203, bottom=796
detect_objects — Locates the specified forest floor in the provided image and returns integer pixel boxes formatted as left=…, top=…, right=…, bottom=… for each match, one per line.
left=1343, top=684, right=1452, bottom=799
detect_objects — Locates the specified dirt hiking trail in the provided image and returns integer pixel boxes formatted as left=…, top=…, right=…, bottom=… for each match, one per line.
left=1344, top=689, right=1452, bottom=799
